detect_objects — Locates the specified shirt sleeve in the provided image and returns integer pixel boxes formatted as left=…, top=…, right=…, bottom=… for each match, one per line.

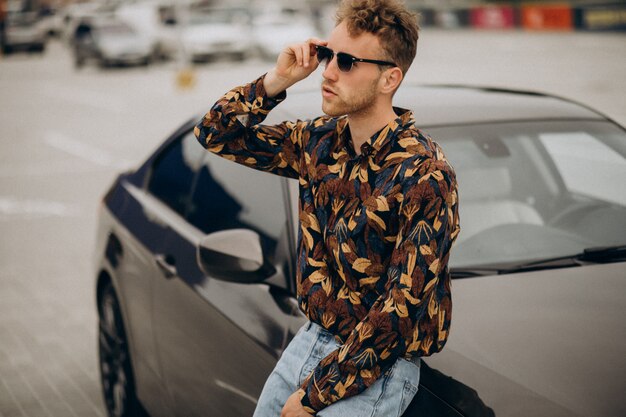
left=298, top=162, right=460, bottom=414
left=193, top=73, right=306, bottom=179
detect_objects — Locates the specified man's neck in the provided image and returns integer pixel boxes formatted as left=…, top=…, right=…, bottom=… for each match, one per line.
left=347, top=105, right=398, bottom=156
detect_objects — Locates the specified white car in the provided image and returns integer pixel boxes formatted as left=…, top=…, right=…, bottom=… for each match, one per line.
left=182, top=7, right=252, bottom=63
left=115, top=1, right=179, bottom=61
left=251, top=11, right=320, bottom=60
left=59, top=1, right=116, bottom=43
left=2, top=11, right=47, bottom=54
left=74, top=19, right=156, bottom=68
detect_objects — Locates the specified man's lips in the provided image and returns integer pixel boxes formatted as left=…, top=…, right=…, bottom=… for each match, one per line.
left=322, top=85, right=337, bottom=98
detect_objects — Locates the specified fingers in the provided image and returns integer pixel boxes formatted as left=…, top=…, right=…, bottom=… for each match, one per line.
left=290, top=38, right=327, bottom=68
left=274, top=37, right=328, bottom=85
left=302, top=43, right=311, bottom=68
left=305, top=38, right=327, bottom=67
left=291, top=42, right=311, bottom=68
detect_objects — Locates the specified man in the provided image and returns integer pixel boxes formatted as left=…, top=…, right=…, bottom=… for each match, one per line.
left=194, top=1, right=460, bottom=416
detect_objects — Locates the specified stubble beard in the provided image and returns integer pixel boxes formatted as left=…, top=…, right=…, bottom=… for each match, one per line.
left=322, top=77, right=380, bottom=118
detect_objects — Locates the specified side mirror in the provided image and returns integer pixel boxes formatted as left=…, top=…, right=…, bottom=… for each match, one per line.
left=196, top=229, right=275, bottom=283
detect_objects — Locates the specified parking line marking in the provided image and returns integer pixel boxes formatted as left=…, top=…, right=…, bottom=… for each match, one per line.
left=42, top=84, right=130, bottom=114
left=0, top=196, right=80, bottom=219
left=44, top=131, right=133, bottom=169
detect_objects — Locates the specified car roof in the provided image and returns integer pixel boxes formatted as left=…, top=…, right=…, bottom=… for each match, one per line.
left=271, top=84, right=609, bottom=128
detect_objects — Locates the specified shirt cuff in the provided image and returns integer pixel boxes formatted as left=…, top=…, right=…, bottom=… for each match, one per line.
left=256, top=73, right=287, bottom=107
left=299, top=373, right=325, bottom=414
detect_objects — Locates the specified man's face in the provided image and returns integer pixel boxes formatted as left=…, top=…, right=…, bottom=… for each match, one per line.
left=320, top=22, right=387, bottom=118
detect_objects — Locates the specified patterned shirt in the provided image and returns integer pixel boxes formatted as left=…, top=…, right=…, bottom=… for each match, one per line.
left=194, top=74, right=460, bottom=413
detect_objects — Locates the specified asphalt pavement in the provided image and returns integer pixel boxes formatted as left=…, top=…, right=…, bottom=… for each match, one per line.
left=0, top=29, right=624, bottom=417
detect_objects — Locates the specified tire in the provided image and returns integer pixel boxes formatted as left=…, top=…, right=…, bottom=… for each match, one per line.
left=29, top=44, right=45, bottom=53
left=98, top=283, right=145, bottom=417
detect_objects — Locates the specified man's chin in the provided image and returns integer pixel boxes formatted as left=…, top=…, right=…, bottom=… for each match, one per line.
left=322, top=102, right=345, bottom=117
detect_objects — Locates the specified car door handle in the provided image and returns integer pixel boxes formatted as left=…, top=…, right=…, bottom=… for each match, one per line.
left=155, top=254, right=177, bottom=279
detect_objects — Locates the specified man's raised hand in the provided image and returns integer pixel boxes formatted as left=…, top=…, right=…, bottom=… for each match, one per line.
left=264, top=38, right=327, bottom=98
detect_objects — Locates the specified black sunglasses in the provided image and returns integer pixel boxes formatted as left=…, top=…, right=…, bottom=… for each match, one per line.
left=315, top=45, right=397, bottom=73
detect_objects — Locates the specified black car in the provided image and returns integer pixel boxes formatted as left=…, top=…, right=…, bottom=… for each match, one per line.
left=94, top=85, right=626, bottom=417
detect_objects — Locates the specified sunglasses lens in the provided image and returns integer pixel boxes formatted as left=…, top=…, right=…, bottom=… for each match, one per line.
left=336, top=53, right=353, bottom=72
left=317, top=46, right=332, bottom=65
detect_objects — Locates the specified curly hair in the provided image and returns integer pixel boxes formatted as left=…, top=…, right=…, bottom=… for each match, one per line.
left=335, top=0, right=419, bottom=76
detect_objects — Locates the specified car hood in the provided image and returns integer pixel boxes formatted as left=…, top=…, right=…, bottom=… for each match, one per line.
left=424, top=261, right=626, bottom=417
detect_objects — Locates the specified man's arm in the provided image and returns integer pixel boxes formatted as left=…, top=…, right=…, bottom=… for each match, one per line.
left=297, top=159, right=461, bottom=414
left=194, top=39, right=326, bottom=179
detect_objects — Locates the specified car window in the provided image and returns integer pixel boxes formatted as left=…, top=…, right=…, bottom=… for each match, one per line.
left=188, top=147, right=288, bottom=256
left=540, top=131, right=626, bottom=206
left=147, top=131, right=204, bottom=217
left=425, top=120, right=626, bottom=269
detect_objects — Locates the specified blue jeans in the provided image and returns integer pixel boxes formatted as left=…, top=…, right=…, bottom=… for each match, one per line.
left=253, top=321, right=420, bottom=417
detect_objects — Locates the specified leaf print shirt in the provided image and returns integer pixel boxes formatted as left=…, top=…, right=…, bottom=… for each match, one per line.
left=194, top=74, right=461, bottom=413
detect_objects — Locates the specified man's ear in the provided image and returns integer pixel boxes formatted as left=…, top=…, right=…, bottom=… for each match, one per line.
left=380, top=67, right=403, bottom=95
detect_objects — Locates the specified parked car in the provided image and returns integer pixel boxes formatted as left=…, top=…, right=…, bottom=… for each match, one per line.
left=59, top=1, right=117, bottom=43
left=251, top=7, right=320, bottom=60
left=181, top=6, right=252, bottom=63
left=115, top=1, right=179, bottom=62
left=73, top=18, right=156, bottom=68
left=2, top=10, right=46, bottom=54
left=37, top=5, right=64, bottom=37
left=94, top=84, right=626, bottom=417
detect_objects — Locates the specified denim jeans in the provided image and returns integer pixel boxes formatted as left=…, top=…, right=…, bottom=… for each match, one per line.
left=253, top=321, right=420, bottom=417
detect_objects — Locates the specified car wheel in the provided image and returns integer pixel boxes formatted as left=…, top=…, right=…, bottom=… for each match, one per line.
left=30, top=44, right=45, bottom=53
left=98, top=283, right=144, bottom=417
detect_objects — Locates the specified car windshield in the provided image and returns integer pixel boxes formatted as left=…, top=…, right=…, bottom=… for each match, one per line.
left=425, top=120, right=626, bottom=271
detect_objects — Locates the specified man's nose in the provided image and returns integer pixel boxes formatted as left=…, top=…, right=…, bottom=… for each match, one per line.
left=322, top=59, right=339, bottom=82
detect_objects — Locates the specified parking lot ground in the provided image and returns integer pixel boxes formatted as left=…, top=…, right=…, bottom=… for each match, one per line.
left=1, top=30, right=625, bottom=416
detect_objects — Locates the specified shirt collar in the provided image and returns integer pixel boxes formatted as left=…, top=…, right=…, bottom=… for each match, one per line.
left=336, top=107, right=415, bottom=157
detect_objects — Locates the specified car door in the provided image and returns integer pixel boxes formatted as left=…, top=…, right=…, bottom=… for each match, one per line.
left=113, top=128, right=207, bottom=416
left=151, top=131, right=305, bottom=417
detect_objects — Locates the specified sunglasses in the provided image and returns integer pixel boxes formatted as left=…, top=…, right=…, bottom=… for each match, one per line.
left=315, top=45, right=397, bottom=73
